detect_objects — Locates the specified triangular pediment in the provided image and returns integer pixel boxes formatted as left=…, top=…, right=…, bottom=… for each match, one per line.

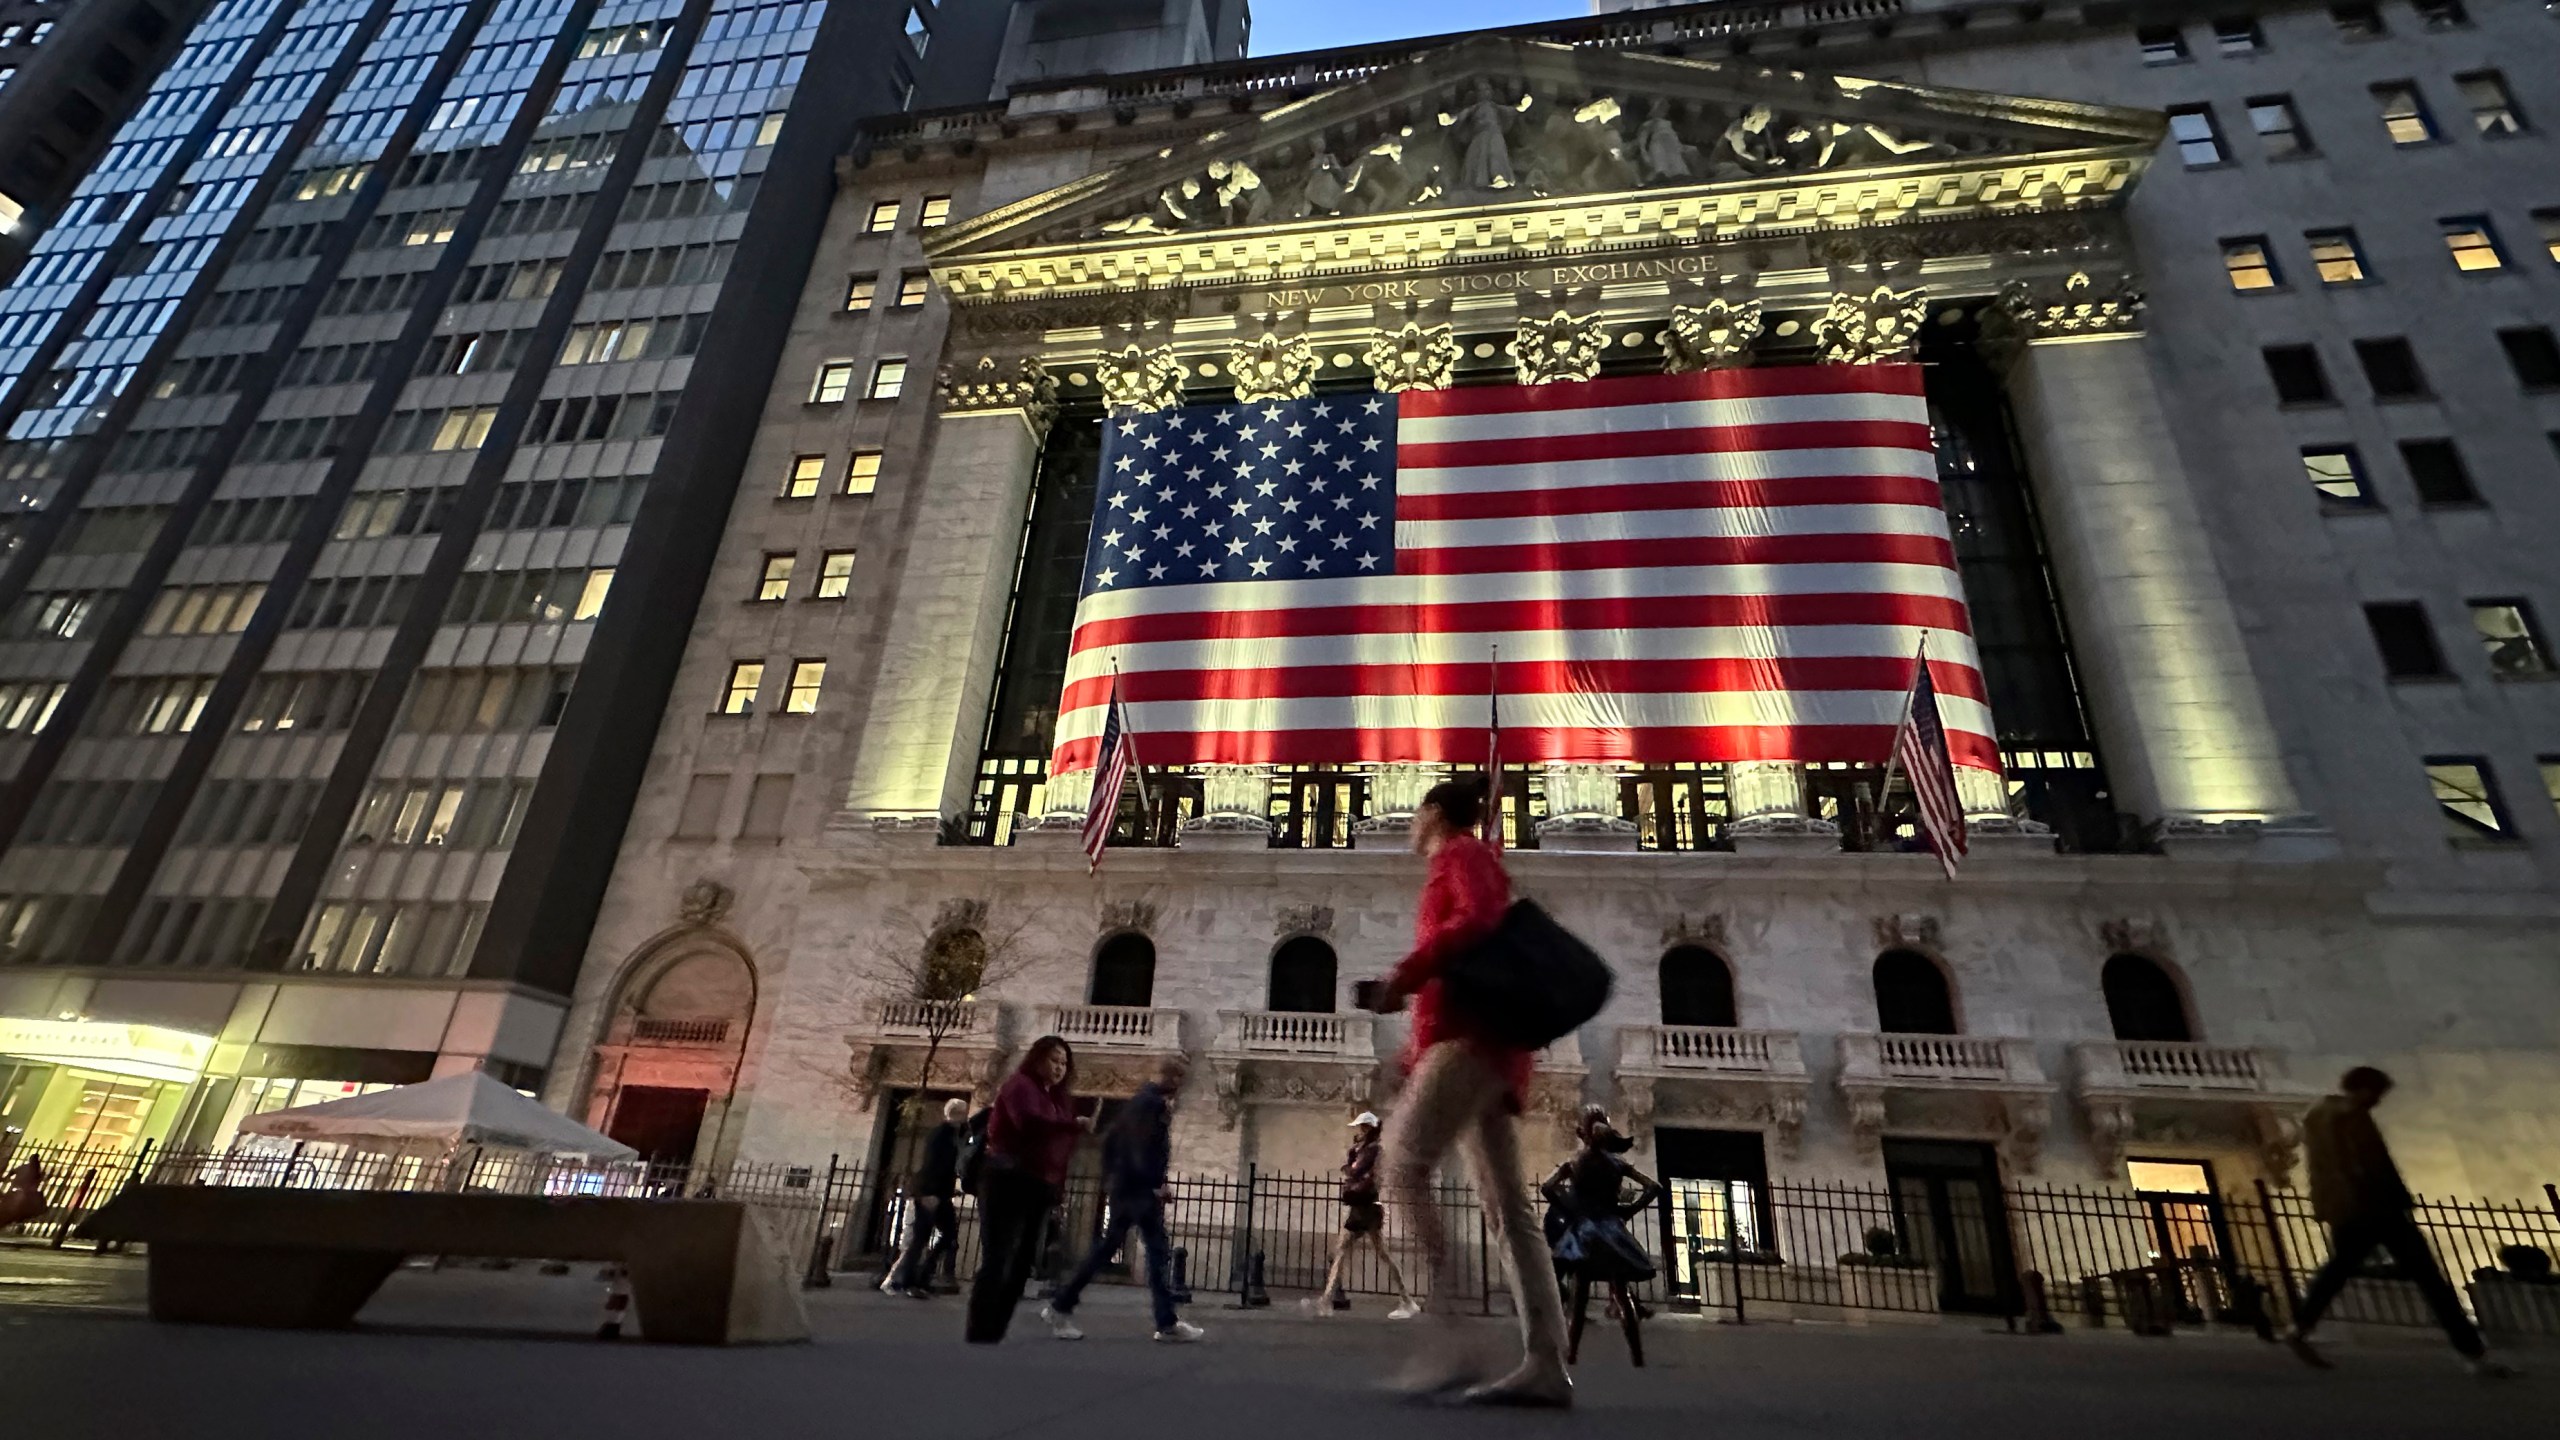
left=926, top=34, right=2163, bottom=290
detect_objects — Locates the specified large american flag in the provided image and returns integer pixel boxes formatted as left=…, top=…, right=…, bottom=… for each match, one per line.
left=1047, top=366, right=2000, bottom=779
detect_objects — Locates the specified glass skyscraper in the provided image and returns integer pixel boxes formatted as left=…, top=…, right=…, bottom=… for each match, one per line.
left=0, top=0, right=1003, bottom=1147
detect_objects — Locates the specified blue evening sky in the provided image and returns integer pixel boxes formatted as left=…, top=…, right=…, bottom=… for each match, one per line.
left=1249, top=0, right=1588, bottom=58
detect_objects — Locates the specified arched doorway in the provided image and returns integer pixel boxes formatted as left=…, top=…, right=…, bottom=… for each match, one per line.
left=1089, top=931, right=1157, bottom=1007
left=591, top=939, right=756, bottom=1170
left=1873, top=949, right=1958, bottom=1035
left=2102, top=953, right=2194, bottom=1042
left=1658, top=944, right=1738, bottom=1028
left=1267, top=935, right=1338, bottom=1013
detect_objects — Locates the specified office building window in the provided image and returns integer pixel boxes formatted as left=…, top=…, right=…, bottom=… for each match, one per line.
left=2138, top=26, right=2187, bottom=63
left=2213, top=16, right=2266, bottom=54
left=896, top=271, right=930, bottom=307
left=784, top=660, right=826, bottom=713
left=755, top=554, right=795, bottom=602
left=2247, top=96, right=2312, bottom=157
left=575, top=570, right=614, bottom=621
left=905, top=7, right=929, bottom=52
left=2167, top=106, right=2227, bottom=166
left=2400, top=439, right=2480, bottom=505
left=2263, top=345, right=2334, bottom=404
left=2540, top=757, right=2560, bottom=821
left=2301, top=446, right=2373, bottom=506
left=864, top=199, right=900, bottom=232
left=845, top=275, right=875, bottom=311
left=2364, top=602, right=2449, bottom=679
left=2329, top=3, right=2384, bottom=38
left=2372, top=82, right=2438, bottom=144
left=812, top=361, right=856, bottom=404
left=2499, top=327, right=2560, bottom=389
left=2425, top=757, right=2511, bottom=843
left=868, top=359, right=908, bottom=400
left=2354, top=338, right=2427, bottom=399
left=2413, top=0, right=2467, bottom=30
left=2456, top=72, right=2524, bottom=136
left=2222, top=237, right=2281, bottom=290
left=2306, top=229, right=2369, bottom=284
left=783, top=454, right=825, bottom=498
left=431, top=407, right=497, bottom=451
left=846, top=449, right=882, bottom=495
left=919, top=195, right=951, bottom=227
left=2440, top=217, right=2504, bottom=272
left=2536, top=210, right=2560, bottom=265
left=721, top=662, right=764, bottom=715
left=816, top=550, right=856, bottom=599
left=2470, top=600, right=2553, bottom=677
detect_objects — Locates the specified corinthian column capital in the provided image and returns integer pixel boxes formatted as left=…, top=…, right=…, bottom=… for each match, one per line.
left=936, top=354, right=1060, bottom=442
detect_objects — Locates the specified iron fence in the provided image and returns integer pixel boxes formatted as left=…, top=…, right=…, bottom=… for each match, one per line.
left=7, top=1136, right=2556, bottom=1340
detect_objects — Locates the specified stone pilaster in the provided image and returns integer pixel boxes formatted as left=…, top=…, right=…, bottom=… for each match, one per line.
left=839, top=358, right=1055, bottom=826
left=1984, top=274, right=2304, bottom=833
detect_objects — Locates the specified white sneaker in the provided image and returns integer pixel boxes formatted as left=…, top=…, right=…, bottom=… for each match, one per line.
left=1388, top=1300, right=1422, bottom=1320
left=1040, top=1304, right=1083, bottom=1340
left=877, top=1274, right=899, bottom=1294
left=1154, top=1321, right=1206, bottom=1343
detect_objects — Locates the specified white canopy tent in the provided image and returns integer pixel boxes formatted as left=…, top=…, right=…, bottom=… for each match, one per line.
left=238, top=1071, right=636, bottom=1160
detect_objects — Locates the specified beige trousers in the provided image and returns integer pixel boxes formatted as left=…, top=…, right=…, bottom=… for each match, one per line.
left=1382, top=1041, right=1567, bottom=1373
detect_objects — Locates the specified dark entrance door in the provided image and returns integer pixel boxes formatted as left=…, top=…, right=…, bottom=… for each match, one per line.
left=866, top=1086, right=976, bottom=1255
left=607, top=1085, right=708, bottom=1174
left=1653, top=1128, right=1771, bottom=1310
left=1882, top=1138, right=2018, bottom=1316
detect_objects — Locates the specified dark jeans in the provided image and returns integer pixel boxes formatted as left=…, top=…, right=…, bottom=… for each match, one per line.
left=1051, top=1190, right=1178, bottom=1332
left=886, top=1193, right=957, bottom=1291
left=964, top=1168, right=1058, bottom=1343
left=2294, top=1211, right=2485, bottom=1358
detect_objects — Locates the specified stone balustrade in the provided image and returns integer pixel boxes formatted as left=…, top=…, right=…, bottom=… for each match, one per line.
left=1839, top=1032, right=2045, bottom=1088
left=1618, top=1024, right=1808, bottom=1077
left=1211, top=1009, right=1377, bottom=1060
left=2075, top=1039, right=2283, bottom=1094
left=1032, top=1002, right=1186, bottom=1051
left=870, top=998, right=996, bottom=1042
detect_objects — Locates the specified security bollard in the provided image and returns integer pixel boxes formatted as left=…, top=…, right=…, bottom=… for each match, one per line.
left=1169, top=1245, right=1194, bottom=1303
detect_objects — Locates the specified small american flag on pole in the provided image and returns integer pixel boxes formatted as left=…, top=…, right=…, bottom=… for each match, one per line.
left=1080, top=676, right=1138, bottom=872
left=1889, top=637, right=1968, bottom=880
left=1483, top=647, right=1502, bottom=851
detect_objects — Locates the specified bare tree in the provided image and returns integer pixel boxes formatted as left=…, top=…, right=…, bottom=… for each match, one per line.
left=843, top=898, right=1041, bottom=1123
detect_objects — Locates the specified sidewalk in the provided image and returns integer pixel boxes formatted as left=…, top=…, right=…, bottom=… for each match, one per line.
left=0, top=1251, right=2541, bottom=1439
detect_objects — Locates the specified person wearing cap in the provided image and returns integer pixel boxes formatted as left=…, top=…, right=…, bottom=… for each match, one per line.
left=1306, top=1111, right=1420, bottom=1319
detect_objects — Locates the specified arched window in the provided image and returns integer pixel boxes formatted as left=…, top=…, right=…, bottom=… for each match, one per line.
left=1873, top=949, right=1957, bottom=1035
left=1267, top=936, right=1338, bottom=1013
left=2102, top=953, right=2193, bottom=1043
left=1658, top=944, right=1737, bottom=1028
left=1089, top=932, right=1157, bottom=1007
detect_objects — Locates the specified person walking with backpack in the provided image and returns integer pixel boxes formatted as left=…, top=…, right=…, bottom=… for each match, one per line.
left=882, top=1097, right=968, bottom=1298
left=1363, top=777, right=1572, bottom=1408
left=2281, top=1067, right=2518, bottom=1377
left=965, top=1036, right=1089, bottom=1344
left=1040, top=1055, right=1203, bottom=1343
left=1305, top=1112, right=1420, bottom=1318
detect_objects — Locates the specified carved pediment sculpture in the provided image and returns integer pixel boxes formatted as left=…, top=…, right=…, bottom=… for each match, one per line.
left=678, top=878, right=734, bottom=927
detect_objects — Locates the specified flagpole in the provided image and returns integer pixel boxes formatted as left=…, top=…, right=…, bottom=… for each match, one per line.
left=1484, top=641, right=1503, bottom=850
left=1113, top=655, right=1157, bottom=841
left=1873, top=631, right=1928, bottom=847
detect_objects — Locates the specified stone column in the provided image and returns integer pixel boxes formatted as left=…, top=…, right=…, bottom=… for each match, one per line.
left=1182, top=762, right=1271, bottom=849
left=839, top=357, right=1057, bottom=831
left=1351, top=761, right=1439, bottom=848
left=1537, top=761, right=1638, bottom=852
left=1986, top=276, right=2302, bottom=839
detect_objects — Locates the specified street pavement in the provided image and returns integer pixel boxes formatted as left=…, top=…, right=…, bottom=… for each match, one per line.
left=0, top=1245, right=2543, bottom=1438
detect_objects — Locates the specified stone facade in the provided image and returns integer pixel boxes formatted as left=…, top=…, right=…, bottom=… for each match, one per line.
left=550, top=2, right=2560, bottom=1203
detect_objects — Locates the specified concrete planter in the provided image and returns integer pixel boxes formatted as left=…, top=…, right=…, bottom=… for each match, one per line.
left=1837, top=1262, right=1936, bottom=1318
left=2469, top=1279, right=2560, bottom=1346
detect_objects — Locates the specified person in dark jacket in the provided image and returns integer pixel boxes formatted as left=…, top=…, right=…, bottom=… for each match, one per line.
left=965, top=1036, right=1089, bottom=1344
left=882, top=1097, right=968, bottom=1298
left=1307, top=1111, right=1419, bottom=1318
left=2282, top=1067, right=2516, bottom=1377
left=1041, top=1055, right=1203, bottom=1343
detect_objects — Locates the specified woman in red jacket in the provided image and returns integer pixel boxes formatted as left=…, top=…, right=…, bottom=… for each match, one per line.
left=1368, top=777, right=1570, bottom=1407
left=964, top=1034, right=1087, bottom=1343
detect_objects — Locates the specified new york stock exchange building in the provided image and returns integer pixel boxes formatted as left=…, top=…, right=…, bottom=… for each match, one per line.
left=549, top=2, right=2560, bottom=1305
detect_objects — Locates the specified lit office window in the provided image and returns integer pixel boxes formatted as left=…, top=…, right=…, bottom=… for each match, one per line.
left=2306, top=230, right=2368, bottom=284
left=2247, top=96, right=2312, bottom=157
left=2425, top=757, right=2511, bottom=843
left=784, top=660, right=826, bottom=714
left=868, top=359, right=908, bottom=400
left=811, top=360, right=855, bottom=403
left=2372, top=82, right=2438, bottom=145
left=2167, top=107, right=2227, bottom=166
left=2456, top=72, right=2526, bottom=136
left=721, top=662, right=764, bottom=715
left=574, top=569, right=613, bottom=620
left=897, top=271, right=930, bottom=307
left=2470, top=600, right=2553, bottom=677
left=2539, top=757, right=2560, bottom=822
left=846, top=450, right=882, bottom=495
left=816, top=550, right=856, bottom=599
left=845, top=275, right=875, bottom=311
left=2222, top=237, right=2281, bottom=290
left=865, top=199, right=900, bottom=232
left=2300, top=446, right=2372, bottom=506
left=756, top=554, right=796, bottom=602
left=783, top=454, right=826, bottom=498
left=2536, top=209, right=2560, bottom=265
left=2440, top=217, right=2504, bottom=272
left=919, top=195, right=951, bottom=227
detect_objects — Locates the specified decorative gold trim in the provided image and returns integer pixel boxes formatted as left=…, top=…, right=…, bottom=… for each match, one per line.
left=1228, top=330, right=1318, bottom=402
left=1813, top=286, right=1928, bottom=365
left=936, top=355, right=1060, bottom=441
left=1366, top=322, right=1461, bottom=393
left=1664, top=297, right=1764, bottom=372
left=1097, top=344, right=1187, bottom=412
left=1512, top=309, right=1605, bottom=385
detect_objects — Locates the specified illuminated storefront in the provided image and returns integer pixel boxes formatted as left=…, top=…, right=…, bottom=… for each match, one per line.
left=0, top=1018, right=216, bottom=1154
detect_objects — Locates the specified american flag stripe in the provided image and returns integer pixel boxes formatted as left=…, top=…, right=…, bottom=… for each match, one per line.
left=1050, top=365, right=1999, bottom=781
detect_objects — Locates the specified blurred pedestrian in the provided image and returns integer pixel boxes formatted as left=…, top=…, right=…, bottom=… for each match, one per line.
left=883, top=1097, right=968, bottom=1298
left=1543, top=1107, right=1662, bottom=1368
left=1042, top=1055, right=1203, bottom=1343
left=964, top=1036, right=1089, bottom=1344
left=0, top=1151, right=44, bottom=1229
left=1305, top=1112, right=1420, bottom=1318
left=1364, top=777, right=1571, bottom=1407
left=2281, top=1067, right=2517, bottom=1378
